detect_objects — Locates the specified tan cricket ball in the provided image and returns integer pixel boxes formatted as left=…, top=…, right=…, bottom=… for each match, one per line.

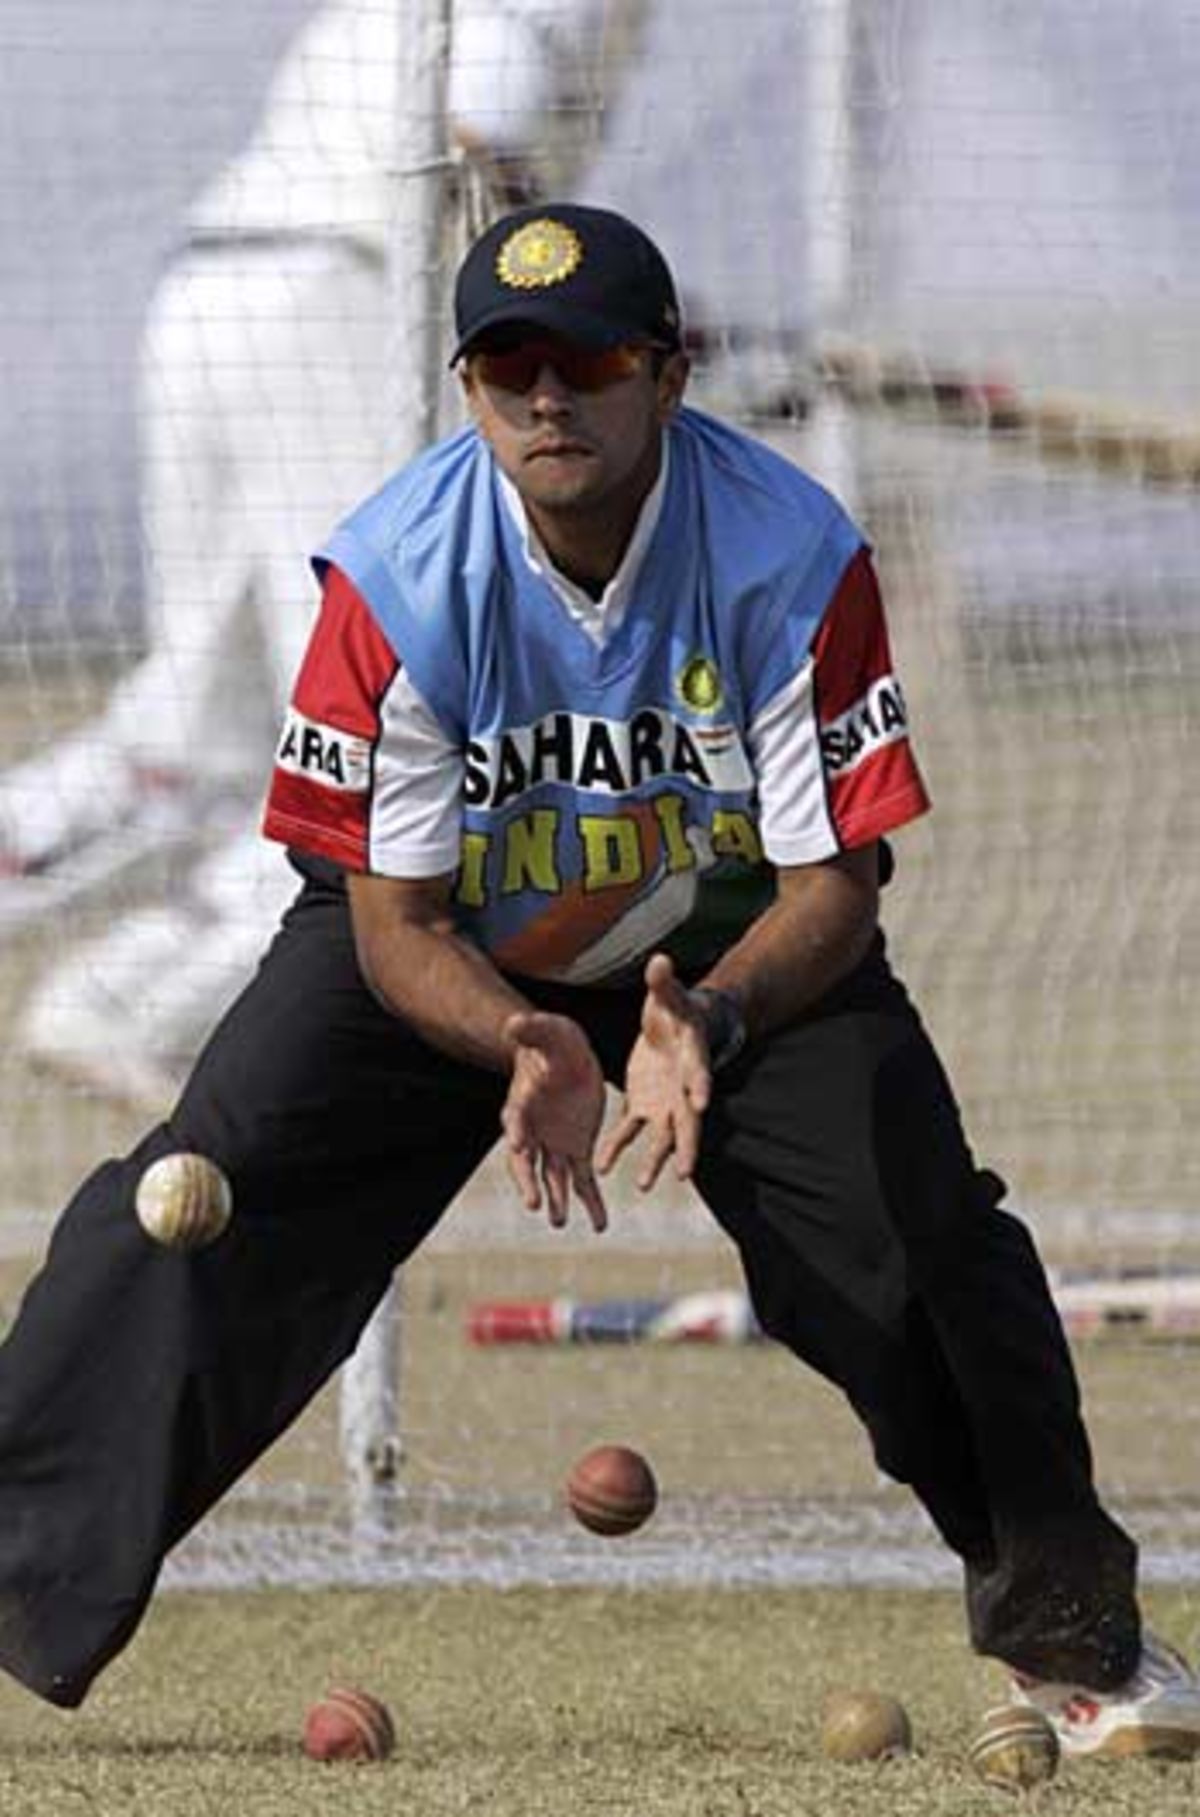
left=968, top=1705, right=1059, bottom=1791
left=819, top=1687, right=913, bottom=1762
left=134, top=1151, right=233, bottom=1250
left=303, top=1686, right=395, bottom=1763
left=565, top=1442, right=658, bottom=1536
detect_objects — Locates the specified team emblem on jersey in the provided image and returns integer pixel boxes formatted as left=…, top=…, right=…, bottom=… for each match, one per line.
left=674, top=654, right=723, bottom=715
left=496, top=218, right=584, bottom=290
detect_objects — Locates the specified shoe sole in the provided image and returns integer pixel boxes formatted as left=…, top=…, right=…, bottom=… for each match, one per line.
left=0, top=788, right=247, bottom=945
left=0, top=822, right=205, bottom=941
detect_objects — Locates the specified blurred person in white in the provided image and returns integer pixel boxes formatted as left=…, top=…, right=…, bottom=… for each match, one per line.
left=0, top=0, right=632, bottom=1112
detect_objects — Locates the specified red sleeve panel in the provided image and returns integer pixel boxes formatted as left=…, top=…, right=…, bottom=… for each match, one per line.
left=262, top=566, right=399, bottom=871
left=812, top=549, right=931, bottom=847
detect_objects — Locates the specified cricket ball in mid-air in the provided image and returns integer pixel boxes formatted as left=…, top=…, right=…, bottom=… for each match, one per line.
left=819, top=1687, right=913, bottom=1762
left=303, top=1686, right=396, bottom=1763
left=134, top=1151, right=233, bottom=1250
left=565, top=1443, right=658, bottom=1535
left=968, top=1705, right=1059, bottom=1790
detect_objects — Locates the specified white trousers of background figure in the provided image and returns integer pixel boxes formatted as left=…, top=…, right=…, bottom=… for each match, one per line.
left=0, top=239, right=391, bottom=868
left=14, top=240, right=397, bottom=1104
left=121, top=236, right=394, bottom=784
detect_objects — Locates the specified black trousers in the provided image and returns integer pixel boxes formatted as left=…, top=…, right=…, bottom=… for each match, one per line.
left=0, top=867, right=1139, bottom=1706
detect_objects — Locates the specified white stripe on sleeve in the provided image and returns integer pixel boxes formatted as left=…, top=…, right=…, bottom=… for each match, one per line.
left=745, top=658, right=840, bottom=866
left=368, top=669, right=464, bottom=878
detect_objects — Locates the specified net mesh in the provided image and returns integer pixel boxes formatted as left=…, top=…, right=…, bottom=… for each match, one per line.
left=1, top=0, right=1198, bottom=1590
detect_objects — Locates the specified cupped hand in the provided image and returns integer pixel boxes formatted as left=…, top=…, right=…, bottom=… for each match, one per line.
left=596, top=952, right=712, bottom=1192
left=500, top=1011, right=609, bottom=1231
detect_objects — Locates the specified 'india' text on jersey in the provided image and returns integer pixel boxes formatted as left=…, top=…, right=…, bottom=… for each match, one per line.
left=264, top=407, right=929, bottom=985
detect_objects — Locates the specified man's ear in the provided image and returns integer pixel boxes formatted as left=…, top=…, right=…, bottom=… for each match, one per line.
left=459, top=366, right=484, bottom=428
left=656, top=351, right=690, bottom=422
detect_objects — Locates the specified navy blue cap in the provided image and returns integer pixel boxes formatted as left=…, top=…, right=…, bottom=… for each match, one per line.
left=450, top=203, right=683, bottom=364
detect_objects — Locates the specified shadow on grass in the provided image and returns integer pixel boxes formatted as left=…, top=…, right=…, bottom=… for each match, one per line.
left=7, top=1733, right=311, bottom=1762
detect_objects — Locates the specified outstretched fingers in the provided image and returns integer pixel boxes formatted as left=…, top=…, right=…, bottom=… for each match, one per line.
left=500, top=1009, right=608, bottom=1230
left=569, top=1158, right=608, bottom=1233
left=598, top=951, right=714, bottom=1189
left=596, top=1108, right=641, bottom=1176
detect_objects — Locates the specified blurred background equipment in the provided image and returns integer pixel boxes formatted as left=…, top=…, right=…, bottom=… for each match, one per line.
left=0, top=0, right=1198, bottom=1589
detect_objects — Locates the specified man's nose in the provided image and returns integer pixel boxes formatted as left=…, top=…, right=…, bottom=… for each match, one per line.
left=528, top=361, right=574, bottom=409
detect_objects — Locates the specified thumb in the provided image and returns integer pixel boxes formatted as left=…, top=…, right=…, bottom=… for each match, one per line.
left=643, top=951, right=677, bottom=995
left=502, top=1010, right=539, bottom=1055
left=503, top=1009, right=563, bottom=1058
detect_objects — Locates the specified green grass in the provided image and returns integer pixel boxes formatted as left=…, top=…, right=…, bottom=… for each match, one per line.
left=1, top=1584, right=1200, bottom=1815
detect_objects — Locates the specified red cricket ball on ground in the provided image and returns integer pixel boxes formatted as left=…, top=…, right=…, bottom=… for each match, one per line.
left=302, top=1685, right=396, bottom=1762
left=565, top=1442, right=658, bottom=1536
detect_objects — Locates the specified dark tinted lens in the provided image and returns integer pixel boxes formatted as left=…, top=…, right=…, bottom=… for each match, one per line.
left=471, top=340, right=645, bottom=393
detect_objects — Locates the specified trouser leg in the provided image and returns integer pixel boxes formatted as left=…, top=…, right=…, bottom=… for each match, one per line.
left=123, top=253, right=271, bottom=783
left=247, top=249, right=388, bottom=719
left=0, top=877, right=504, bottom=1706
left=694, top=955, right=1139, bottom=1688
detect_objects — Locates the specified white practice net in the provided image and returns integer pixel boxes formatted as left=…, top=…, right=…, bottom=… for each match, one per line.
left=1, top=0, right=1199, bottom=1590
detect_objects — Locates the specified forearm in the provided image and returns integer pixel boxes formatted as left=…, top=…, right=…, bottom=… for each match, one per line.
left=349, top=880, right=530, bottom=1073
left=697, top=847, right=879, bottom=1043
left=349, top=872, right=607, bottom=1228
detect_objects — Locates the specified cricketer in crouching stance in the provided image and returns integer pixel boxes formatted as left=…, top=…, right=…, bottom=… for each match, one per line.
left=0, top=202, right=1196, bottom=1760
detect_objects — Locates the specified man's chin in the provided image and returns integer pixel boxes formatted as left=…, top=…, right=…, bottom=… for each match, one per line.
left=520, top=475, right=599, bottom=513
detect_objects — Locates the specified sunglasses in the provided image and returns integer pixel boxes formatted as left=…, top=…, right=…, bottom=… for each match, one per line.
left=466, top=338, right=652, bottom=395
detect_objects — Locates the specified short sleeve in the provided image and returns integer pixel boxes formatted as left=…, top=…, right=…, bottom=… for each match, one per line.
left=263, top=566, right=464, bottom=877
left=748, top=548, right=930, bottom=864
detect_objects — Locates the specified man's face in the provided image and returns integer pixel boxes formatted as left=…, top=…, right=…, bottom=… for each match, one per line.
left=461, top=331, right=688, bottom=529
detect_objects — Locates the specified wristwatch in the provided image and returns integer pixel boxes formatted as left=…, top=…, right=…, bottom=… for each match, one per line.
left=689, top=986, right=748, bottom=1073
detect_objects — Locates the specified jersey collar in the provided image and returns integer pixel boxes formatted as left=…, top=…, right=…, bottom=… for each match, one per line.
left=495, top=438, right=670, bottom=645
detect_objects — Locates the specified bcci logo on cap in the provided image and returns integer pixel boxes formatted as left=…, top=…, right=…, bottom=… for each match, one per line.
left=496, top=218, right=584, bottom=291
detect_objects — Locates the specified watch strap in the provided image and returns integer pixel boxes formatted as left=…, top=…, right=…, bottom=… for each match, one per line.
left=689, top=986, right=748, bottom=1073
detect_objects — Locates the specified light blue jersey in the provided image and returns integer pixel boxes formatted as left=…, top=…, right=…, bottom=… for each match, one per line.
left=318, top=407, right=863, bottom=984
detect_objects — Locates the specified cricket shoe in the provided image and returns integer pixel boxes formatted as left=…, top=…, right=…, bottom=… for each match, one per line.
left=0, top=764, right=199, bottom=940
left=0, top=735, right=252, bottom=941
left=0, top=731, right=182, bottom=870
left=17, top=899, right=269, bottom=1116
left=17, top=907, right=198, bottom=1114
left=1011, top=1632, right=1200, bottom=1759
